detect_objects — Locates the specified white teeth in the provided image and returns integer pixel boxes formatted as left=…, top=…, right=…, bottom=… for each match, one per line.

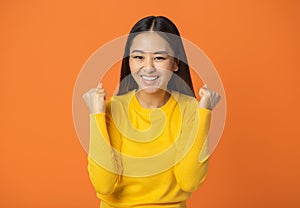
left=141, top=75, right=158, bottom=81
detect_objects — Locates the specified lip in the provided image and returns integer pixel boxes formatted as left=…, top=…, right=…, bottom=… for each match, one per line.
left=140, top=75, right=159, bottom=81
left=140, top=75, right=159, bottom=85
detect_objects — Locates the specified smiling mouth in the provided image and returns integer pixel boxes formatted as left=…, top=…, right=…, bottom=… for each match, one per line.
left=140, top=75, right=159, bottom=81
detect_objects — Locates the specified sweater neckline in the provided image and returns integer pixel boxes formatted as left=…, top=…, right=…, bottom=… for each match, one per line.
left=130, top=90, right=176, bottom=114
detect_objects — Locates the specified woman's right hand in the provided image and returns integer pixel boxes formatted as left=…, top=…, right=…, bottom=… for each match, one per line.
left=82, top=83, right=107, bottom=114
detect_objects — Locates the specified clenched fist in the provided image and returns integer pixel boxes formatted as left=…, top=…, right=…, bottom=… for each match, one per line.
left=198, top=84, right=220, bottom=110
left=82, top=83, right=107, bottom=114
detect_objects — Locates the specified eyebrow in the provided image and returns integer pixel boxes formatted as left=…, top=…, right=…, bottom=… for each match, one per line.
left=131, top=50, right=169, bottom=54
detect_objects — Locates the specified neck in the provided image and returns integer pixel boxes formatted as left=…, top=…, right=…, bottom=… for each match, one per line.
left=135, top=89, right=170, bottom=109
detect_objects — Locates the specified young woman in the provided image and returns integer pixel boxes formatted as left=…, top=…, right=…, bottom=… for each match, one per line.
left=83, top=16, right=220, bottom=208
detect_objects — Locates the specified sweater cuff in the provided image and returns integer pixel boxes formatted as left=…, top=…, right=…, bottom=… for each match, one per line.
left=198, top=107, right=212, bottom=114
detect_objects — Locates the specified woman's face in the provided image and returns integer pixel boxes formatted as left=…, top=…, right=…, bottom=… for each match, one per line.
left=129, top=32, right=178, bottom=93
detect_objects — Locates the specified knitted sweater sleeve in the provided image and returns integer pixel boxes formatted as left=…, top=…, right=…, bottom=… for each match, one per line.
left=87, top=113, right=122, bottom=195
left=174, top=107, right=212, bottom=192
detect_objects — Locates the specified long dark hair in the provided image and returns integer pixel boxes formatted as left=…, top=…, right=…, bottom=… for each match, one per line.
left=117, top=16, right=195, bottom=97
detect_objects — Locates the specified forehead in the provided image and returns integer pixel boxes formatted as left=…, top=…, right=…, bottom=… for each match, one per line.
left=130, top=32, right=173, bottom=54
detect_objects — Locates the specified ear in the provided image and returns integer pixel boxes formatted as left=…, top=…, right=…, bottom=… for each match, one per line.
left=173, top=59, right=179, bottom=72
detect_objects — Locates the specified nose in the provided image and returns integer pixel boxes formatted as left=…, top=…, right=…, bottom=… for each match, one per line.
left=142, top=55, right=155, bottom=73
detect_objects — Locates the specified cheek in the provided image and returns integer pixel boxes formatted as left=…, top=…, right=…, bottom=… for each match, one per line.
left=129, top=59, right=141, bottom=73
left=160, top=70, right=173, bottom=82
left=129, top=61, right=139, bottom=79
left=156, top=60, right=175, bottom=71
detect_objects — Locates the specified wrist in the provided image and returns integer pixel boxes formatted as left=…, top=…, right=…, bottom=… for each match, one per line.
left=90, top=109, right=105, bottom=114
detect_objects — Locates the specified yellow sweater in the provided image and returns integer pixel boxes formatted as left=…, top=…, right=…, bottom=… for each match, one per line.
left=87, top=90, right=212, bottom=208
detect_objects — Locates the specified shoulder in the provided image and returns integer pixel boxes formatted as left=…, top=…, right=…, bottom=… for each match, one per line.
left=105, top=91, right=135, bottom=114
left=171, top=91, right=199, bottom=120
left=171, top=91, right=198, bottom=106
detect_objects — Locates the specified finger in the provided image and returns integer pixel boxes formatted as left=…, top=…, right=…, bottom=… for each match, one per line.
left=199, top=87, right=210, bottom=97
left=82, top=90, right=92, bottom=99
left=97, top=82, right=103, bottom=89
left=96, top=88, right=105, bottom=93
left=95, top=90, right=106, bottom=100
left=97, top=82, right=105, bottom=94
left=95, top=91, right=106, bottom=97
left=199, top=88, right=205, bottom=97
left=88, top=88, right=98, bottom=94
left=210, top=94, right=221, bottom=109
left=82, top=92, right=88, bottom=100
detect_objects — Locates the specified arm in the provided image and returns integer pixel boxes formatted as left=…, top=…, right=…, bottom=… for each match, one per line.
left=174, top=107, right=212, bottom=192
left=87, top=112, right=122, bottom=195
left=83, top=84, right=122, bottom=195
left=174, top=84, right=219, bottom=192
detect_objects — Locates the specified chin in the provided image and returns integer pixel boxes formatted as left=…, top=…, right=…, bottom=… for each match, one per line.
left=139, top=86, right=167, bottom=94
left=140, top=87, right=159, bottom=94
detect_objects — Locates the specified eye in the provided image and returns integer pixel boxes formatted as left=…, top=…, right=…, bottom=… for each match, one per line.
left=154, top=56, right=167, bottom=61
left=132, top=55, right=144, bottom=60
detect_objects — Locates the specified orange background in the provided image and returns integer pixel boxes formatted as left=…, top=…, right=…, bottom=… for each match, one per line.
left=1, top=0, right=300, bottom=207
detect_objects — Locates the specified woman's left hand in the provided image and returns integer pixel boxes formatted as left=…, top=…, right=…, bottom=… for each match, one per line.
left=198, top=84, right=221, bottom=110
